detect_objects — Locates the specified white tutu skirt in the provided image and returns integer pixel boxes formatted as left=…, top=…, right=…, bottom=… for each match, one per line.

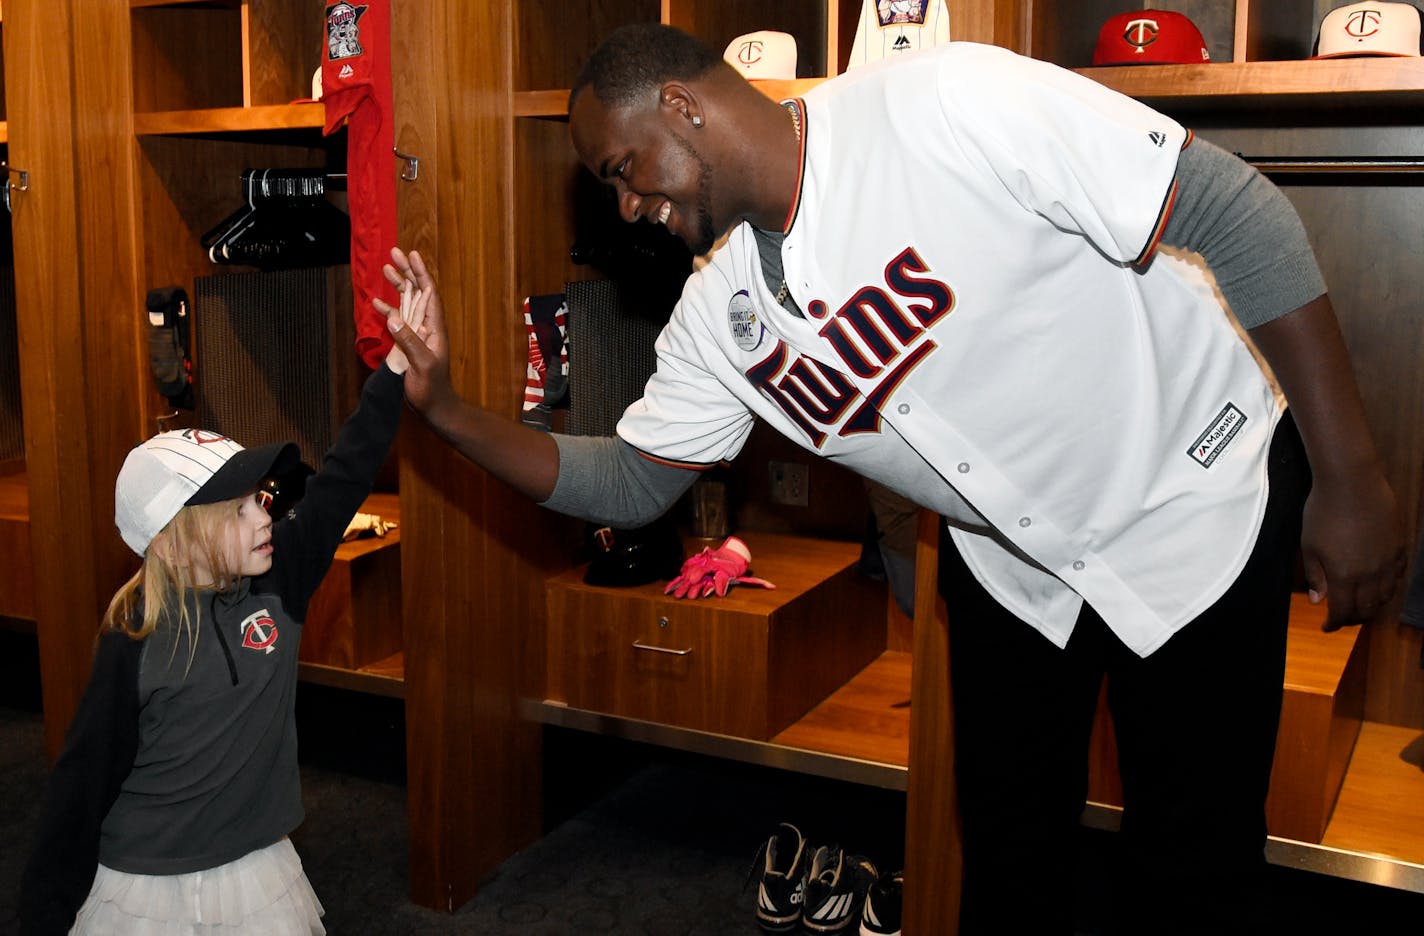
left=70, top=837, right=325, bottom=935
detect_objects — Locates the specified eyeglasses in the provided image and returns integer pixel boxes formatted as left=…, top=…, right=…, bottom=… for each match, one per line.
left=256, top=488, right=275, bottom=513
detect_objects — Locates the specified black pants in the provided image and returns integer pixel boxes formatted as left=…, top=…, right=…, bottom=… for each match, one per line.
left=942, top=415, right=1309, bottom=936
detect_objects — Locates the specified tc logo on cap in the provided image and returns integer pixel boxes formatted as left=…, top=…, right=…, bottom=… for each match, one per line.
left=1092, top=10, right=1211, bottom=66
left=723, top=30, right=798, bottom=80
left=1312, top=2, right=1424, bottom=58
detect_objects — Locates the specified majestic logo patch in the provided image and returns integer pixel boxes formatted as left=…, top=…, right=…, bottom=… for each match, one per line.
left=326, top=2, right=367, bottom=61
left=729, top=290, right=767, bottom=352
left=1188, top=403, right=1246, bottom=468
left=1148, top=130, right=1167, bottom=147
left=240, top=609, right=279, bottom=653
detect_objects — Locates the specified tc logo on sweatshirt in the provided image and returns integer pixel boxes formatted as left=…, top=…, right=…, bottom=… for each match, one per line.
left=240, top=609, right=279, bottom=653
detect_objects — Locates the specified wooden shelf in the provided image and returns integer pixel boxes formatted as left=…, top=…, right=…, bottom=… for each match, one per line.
left=299, top=652, right=405, bottom=699
left=516, top=60, right=1424, bottom=120
left=1078, top=58, right=1424, bottom=111
left=133, top=103, right=324, bottom=137
left=1322, top=721, right=1424, bottom=866
left=529, top=650, right=912, bottom=791
left=1087, top=719, right=1424, bottom=891
left=0, top=122, right=8, bottom=144
left=772, top=649, right=911, bottom=767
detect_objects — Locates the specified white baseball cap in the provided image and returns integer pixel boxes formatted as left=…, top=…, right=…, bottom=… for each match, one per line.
left=115, top=428, right=299, bottom=555
left=723, top=30, right=798, bottom=80
left=1313, top=2, right=1423, bottom=58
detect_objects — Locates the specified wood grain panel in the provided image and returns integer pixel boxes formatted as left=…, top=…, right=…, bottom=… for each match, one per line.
left=130, top=6, right=244, bottom=112
left=7, top=0, right=106, bottom=758
left=513, top=118, right=584, bottom=305
left=245, top=0, right=323, bottom=107
left=514, top=0, right=660, bottom=91
left=396, top=0, right=555, bottom=912
left=0, top=472, right=34, bottom=620
left=904, top=509, right=961, bottom=935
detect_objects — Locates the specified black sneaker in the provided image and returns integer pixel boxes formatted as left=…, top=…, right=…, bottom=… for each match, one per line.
left=858, top=869, right=903, bottom=936
left=800, top=846, right=877, bottom=934
left=750, top=822, right=809, bottom=933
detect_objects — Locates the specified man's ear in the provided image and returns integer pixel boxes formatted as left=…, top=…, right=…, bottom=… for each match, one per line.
left=661, top=81, right=703, bottom=129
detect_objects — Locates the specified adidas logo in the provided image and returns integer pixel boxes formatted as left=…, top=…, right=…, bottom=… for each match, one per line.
left=757, top=878, right=805, bottom=912
left=807, top=890, right=855, bottom=922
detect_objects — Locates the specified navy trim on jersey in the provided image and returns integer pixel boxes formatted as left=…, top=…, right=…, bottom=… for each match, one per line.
left=1134, top=131, right=1193, bottom=267
left=629, top=444, right=721, bottom=471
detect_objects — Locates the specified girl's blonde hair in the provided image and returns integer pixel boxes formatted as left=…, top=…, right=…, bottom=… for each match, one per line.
left=102, top=500, right=245, bottom=661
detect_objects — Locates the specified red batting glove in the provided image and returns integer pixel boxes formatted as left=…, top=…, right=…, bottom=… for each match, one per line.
left=664, top=536, right=776, bottom=599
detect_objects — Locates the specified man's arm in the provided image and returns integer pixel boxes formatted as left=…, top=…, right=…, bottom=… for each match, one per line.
left=379, top=248, right=697, bottom=526
left=1247, top=296, right=1406, bottom=627
left=378, top=248, right=562, bottom=502
left=1161, top=140, right=1406, bottom=628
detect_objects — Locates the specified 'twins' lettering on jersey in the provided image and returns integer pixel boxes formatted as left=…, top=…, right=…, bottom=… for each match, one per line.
left=746, top=246, right=954, bottom=448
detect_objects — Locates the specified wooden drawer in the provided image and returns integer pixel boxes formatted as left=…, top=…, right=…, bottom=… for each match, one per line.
left=546, top=533, right=886, bottom=740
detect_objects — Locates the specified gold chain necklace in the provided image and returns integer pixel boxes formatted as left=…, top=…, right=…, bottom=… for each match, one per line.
left=775, top=101, right=801, bottom=306
left=782, top=100, right=801, bottom=141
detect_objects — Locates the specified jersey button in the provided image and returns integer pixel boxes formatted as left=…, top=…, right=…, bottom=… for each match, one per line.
left=1018, top=517, right=1031, bottom=528
left=957, top=462, right=970, bottom=474
left=897, top=403, right=910, bottom=415
left=1072, top=560, right=1086, bottom=571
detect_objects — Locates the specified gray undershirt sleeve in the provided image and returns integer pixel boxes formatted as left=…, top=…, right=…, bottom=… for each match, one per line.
left=1160, top=138, right=1327, bottom=328
left=541, top=433, right=700, bottom=527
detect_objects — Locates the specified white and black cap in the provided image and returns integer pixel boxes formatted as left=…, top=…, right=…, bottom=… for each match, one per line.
left=114, top=428, right=300, bottom=556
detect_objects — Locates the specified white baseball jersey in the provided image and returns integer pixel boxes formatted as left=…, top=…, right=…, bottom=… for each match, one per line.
left=847, top=0, right=951, bottom=68
left=617, top=42, right=1282, bottom=657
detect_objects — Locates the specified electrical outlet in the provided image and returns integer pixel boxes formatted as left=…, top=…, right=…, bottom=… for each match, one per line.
left=768, top=461, right=809, bottom=507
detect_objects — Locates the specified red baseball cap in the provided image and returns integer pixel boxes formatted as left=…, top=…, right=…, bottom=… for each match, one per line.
left=1093, top=10, right=1212, bottom=66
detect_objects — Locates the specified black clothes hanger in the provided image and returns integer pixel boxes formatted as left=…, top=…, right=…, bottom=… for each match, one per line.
left=203, top=169, right=351, bottom=270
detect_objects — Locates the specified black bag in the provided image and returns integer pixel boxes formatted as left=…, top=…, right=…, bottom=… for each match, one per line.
left=145, top=286, right=192, bottom=408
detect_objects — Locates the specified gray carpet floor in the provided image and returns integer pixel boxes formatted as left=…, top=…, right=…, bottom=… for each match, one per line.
left=3, top=627, right=1422, bottom=935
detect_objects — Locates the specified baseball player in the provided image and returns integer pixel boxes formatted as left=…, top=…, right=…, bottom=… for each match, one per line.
left=382, top=26, right=1405, bottom=936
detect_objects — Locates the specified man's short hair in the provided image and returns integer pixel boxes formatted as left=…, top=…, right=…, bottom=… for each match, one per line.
left=570, top=24, right=723, bottom=111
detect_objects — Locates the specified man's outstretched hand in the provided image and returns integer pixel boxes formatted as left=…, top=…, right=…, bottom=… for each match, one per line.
left=374, top=247, right=453, bottom=419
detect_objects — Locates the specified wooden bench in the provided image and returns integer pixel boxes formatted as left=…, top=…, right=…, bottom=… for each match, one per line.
left=1088, top=593, right=1365, bottom=843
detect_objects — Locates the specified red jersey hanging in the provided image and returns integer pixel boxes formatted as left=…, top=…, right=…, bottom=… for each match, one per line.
left=323, top=1, right=397, bottom=369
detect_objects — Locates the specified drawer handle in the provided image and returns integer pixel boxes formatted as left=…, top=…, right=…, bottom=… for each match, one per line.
left=632, top=640, right=693, bottom=657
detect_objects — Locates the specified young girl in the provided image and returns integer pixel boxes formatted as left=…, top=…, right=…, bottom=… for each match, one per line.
left=20, top=272, right=429, bottom=935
